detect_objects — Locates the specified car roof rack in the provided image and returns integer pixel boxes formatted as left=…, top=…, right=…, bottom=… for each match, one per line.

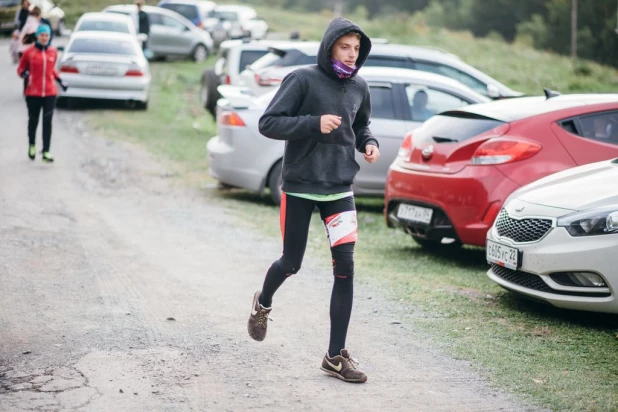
left=543, top=88, right=561, bottom=99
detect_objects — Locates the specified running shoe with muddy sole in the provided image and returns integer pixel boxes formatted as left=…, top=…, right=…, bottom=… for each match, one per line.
left=321, top=349, right=367, bottom=383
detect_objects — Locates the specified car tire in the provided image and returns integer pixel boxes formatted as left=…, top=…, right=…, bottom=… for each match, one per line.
left=267, top=160, right=283, bottom=205
left=412, top=236, right=462, bottom=249
left=201, top=69, right=220, bottom=117
left=135, top=100, right=148, bottom=110
left=56, top=97, right=68, bottom=109
left=192, top=44, right=208, bottom=62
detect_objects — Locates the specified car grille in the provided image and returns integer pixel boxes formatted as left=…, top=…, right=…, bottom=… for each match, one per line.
left=495, top=208, right=552, bottom=243
left=490, top=264, right=611, bottom=297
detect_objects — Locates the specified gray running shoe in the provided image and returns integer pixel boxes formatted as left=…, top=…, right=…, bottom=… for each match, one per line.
left=247, top=290, right=272, bottom=341
left=321, top=349, right=367, bottom=383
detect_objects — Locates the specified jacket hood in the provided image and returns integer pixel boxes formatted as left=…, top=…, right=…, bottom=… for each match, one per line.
left=317, top=17, right=371, bottom=79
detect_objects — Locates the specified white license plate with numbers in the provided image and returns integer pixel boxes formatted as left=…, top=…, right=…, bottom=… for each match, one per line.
left=486, top=239, right=520, bottom=270
left=397, top=204, right=433, bottom=224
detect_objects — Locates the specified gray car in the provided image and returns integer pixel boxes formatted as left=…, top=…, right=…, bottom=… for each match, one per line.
left=103, top=4, right=213, bottom=61
left=207, top=67, right=490, bottom=204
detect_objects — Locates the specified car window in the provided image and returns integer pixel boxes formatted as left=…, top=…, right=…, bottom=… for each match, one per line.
left=239, top=50, right=269, bottom=71
left=415, top=114, right=505, bottom=144
left=405, top=84, right=470, bottom=122
left=567, top=111, right=618, bottom=145
left=160, top=4, right=198, bottom=22
left=365, top=56, right=411, bottom=69
left=213, top=11, right=238, bottom=21
left=414, top=61, right=488, bottom=95
left=68, top=38, right=138, bottom=55
left=249, top=52, right=282, bottom=71
left=161, top=14, right=187, bottom=31
left=77, top=20, right=131, bottom=34
left=369, top=86, right=396, bottom=120
left=148, top=12, right=163, bottom=25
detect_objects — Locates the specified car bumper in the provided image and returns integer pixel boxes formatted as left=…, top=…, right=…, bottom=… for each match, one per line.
left=59, top=74, right=150, bottom=102
left=385, top=162, right=519, bottom=246
left=486, top=219, right=618, bottom=314
left=206, top=135, right=265, bottom=192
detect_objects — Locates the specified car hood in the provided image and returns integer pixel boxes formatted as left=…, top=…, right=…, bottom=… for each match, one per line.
left=512, top=158, right=618, bottom=211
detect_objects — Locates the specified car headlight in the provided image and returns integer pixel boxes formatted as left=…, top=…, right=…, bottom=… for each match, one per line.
left=557, top=206, right=618, bottom=236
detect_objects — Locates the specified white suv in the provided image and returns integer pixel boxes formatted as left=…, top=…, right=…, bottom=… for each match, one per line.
left=211, top=5, right=268, bottom=40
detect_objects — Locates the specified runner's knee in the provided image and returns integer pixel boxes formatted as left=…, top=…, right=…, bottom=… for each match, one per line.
left=331, top=243, right=354, bottom=277
left=277, top=258, right=301, bottom=276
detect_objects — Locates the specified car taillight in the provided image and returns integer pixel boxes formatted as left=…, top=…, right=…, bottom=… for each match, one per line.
left=197, top=21, right=204, bottom=28
left=219, top=111, right=246, bottom=126
left=255, top=73, right=282, bottom=87
left=397, top=131, right=413, bottom=158
left=125, top=66, right=144, bottom=77
left=224, top=75, right=231, bottom=85
left=60, top=64, right=79, bottom=73
left=471, top=138, right=542, bottom=165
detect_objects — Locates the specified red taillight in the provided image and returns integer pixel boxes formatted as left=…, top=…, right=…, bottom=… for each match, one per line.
left=197, top=21, right=204, bottom=28
left=471, top=138, right=542, bottom=165
left=125, top=69, right=143, bottom=77
left=219, top=111, right=246, bottom=126
left=397, top=131, right=413, bottom=158
left=60, top=65, right=79, bottom=73
left=224, top=75, right=231, bottom=85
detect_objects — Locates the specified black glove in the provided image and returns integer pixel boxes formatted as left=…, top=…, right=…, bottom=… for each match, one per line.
left=56, top=78, right=68, bottom=92
left=20, top=70, right=29, bottom=79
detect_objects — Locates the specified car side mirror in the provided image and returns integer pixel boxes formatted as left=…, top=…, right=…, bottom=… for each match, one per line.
left=487, top=84, right=501, bottom=99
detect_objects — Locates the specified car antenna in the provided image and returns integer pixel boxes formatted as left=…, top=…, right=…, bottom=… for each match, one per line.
left=543, top=88, right=561, bottom=99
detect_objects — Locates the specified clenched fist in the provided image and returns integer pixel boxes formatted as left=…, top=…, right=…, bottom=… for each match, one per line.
left=364, top=144, right=380, bottom=163
left=321, top=114, right=342, bottom=134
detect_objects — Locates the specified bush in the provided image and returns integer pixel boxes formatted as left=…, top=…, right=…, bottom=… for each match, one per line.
left=573, top=60, right=593, bottom=77
left=515, top=14, right=547, bottom=49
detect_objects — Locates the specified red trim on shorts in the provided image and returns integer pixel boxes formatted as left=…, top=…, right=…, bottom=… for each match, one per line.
left=280, top=192, right=287, bottom=242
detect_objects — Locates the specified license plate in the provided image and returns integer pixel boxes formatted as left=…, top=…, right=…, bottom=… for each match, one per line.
left=397, top=204, right=433, bottom=224
left=86, top=66, right=117, bottom=76
left=486, top=239, right=520, bottom=270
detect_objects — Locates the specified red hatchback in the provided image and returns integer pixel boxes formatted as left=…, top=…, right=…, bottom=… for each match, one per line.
left=385, top=93, right=618, bottom=248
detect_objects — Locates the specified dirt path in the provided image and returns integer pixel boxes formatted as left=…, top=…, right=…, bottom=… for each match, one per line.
left=0, top=39, right=539, bottom=412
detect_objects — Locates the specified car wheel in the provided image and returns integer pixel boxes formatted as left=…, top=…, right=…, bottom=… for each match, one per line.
left=55, top=18, right=65, bottom=36
left=192, top=44, right=208, bottom=62
left=411, top=236, right=462, bottom=249
left=56, top=97, right=68, bottom=109
left=268, top=160, right=283, bottom=205
left=135, top=100, right=148, bottom=110
left=201, top=69, right=220, bottom=117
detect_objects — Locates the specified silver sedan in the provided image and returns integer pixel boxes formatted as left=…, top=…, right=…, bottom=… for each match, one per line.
left=207, top=66, right=490, bottom=204
left=57, top=31, right=151, bottom=109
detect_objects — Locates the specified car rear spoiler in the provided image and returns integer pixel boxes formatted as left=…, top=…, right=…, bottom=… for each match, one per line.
left=217, top=85, right=259, bottom=109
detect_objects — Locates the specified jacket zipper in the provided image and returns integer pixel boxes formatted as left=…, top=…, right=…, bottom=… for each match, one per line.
left=42, top=49, right=47, bottom=98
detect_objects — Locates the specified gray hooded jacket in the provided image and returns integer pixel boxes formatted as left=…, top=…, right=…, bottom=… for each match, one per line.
left=258, top=17, right=378, bottom=195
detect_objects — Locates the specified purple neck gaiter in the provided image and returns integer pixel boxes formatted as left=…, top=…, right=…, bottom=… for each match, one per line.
left=330, top=58, right=356, bottom=79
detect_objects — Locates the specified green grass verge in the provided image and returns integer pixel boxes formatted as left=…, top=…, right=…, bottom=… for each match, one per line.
left=79, top=5, right=618, bottom=411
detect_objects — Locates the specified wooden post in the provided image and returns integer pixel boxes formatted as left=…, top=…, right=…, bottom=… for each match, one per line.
left=571, top=0, right=577, bottom=58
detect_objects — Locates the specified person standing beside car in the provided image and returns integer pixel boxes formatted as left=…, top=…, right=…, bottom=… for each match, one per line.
left=246, top=17, right=380, bottom=384
left=17, top=24, right=67, bottom=163
left=15, top=0, right=30, bottom=31
left=136, top=0, right=150, bottom=50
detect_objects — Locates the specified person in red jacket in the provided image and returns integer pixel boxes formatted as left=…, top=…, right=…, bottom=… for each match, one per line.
left=17, top=24, right=67, bottom=162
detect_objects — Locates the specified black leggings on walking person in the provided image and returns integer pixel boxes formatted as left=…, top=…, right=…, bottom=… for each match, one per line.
left=26, top=96, right=56, bottom=152
left=259, top=193, right=357, bottom=358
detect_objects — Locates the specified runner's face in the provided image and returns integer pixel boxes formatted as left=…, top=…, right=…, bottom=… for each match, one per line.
left=331, top=34, right=360, bottom=68
left=37, top=32, right=49, bottom=45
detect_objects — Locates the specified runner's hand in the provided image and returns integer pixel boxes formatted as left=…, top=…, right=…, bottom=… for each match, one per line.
left=321, top=115, right=341, bottom=134
left=364, top=144, right=380, bottom=163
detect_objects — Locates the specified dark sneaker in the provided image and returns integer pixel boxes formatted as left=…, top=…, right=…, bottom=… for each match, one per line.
left=321, top=349, right=367, bottom=383
left=41, top=152, right=54, bottom=163
left=28, top=145, right=35, bottom=160
left=247, top=290, right=272, bottom=341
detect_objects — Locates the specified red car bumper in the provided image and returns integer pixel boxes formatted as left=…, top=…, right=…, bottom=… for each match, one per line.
left=385, top=162, right=521, bottom=246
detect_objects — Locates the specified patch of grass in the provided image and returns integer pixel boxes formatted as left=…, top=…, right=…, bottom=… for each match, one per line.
left=77, top=5, right=618, bottom=412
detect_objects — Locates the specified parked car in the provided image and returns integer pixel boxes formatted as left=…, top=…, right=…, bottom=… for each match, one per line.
left=200, top=39, right=310, bottom=116
left=157, top=0, right=214, bottom=29
left=211, top=5, right=267, bottom=40
left=104, top=4, right=213, bottom=62
left=207, top=67, right=489, bottom=204
left=486, top=158, right=618, bottom=314
left=385, top=93, right=618, bottom=249
left=74, top=12, right=148, bottom=44
left=0, top=0, right=65, bottom=34
left=56, top=31, right=151, bottom=109
left=237, top=42, right=521, bottom=100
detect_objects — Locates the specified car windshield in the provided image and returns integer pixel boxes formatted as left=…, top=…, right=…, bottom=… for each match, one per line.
left=415, top=114, right=505, bottom=144
left=77, top=20, right=131, bottom=34
left=68, top=38, right=138, bottom=56
left=160, top=4, right=198, bottom=21
left=213, top=11, right=237, bottom=21
left=248, top=52, right=282, bottom=71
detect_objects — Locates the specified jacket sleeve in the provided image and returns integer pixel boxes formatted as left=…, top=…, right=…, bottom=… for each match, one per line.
left=16, top=48, right=30, bottom=77
left=258, top=72, right=321, bottom=141
left=353, top=83, right=378, bottom=153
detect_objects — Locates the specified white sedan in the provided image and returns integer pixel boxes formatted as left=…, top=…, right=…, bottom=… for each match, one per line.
left=486, top=158, right=618, bottom=314
left=57, top=31, right=151, bottom=109
left=73, top=12, right=148, bottom=44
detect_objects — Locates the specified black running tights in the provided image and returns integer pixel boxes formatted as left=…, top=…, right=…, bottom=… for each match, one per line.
left=26, top=96, right=56, bottom=152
